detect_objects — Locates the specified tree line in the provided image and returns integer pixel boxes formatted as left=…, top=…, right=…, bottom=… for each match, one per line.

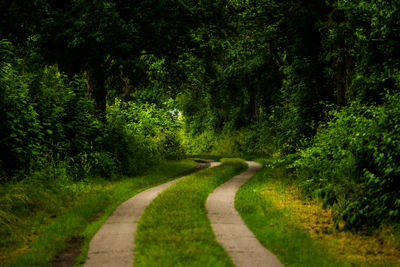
left=1, top=0, right=399, bottom=229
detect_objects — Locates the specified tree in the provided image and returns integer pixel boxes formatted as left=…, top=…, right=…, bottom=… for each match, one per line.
left=1, top=0, right=200, bottom=114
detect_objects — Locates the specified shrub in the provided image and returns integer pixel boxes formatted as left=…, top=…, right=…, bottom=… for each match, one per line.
left=294, top=94, right=400, bottom=229
left=0, top=40, right=43, bottom=178
left=0, top=39, right=108, bottom=181
left=105, top=98, right=185, bottom=175
left=184, top=120, right=277, bottom=157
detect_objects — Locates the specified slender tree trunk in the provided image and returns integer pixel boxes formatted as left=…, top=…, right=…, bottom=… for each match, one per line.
left=87, top=63, right=107, bottom=116
left=245, top=74, right=257, bottom=121
left=329, top=7, right=353, bottom=106
left=335, top=51, right=352, bottom=106
left=266, top=41, right=283, bottom=68
left=249, top=88, right=257, bottom=120
left=336, top=57, right=346, bottom=106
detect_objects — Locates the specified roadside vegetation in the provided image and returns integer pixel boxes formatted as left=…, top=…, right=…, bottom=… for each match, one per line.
left=236, top=159, right=400, bottom=267
left=134, top=159, right=247, bottom=267
left=1, top=160, right=196, bottom=266
left=1, top=40, right=187, bottom=265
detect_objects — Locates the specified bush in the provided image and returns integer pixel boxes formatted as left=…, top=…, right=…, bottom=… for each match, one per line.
left=0, top=40, right=108, bottom=181
left=294, top=94, right=400, bottom=229
left=105, top=98, right=185, bottom=175
left=0, top=40, right=43, bottom=178
left=184, top=123, right=276, bottom=157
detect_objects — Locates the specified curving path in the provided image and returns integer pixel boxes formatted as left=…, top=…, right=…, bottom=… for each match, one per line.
left=84, top=161, right=218, bottom=267
left=206, top=161, right=283, bottom=267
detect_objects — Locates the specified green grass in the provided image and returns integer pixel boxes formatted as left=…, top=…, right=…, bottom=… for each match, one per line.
left=235, top=160, right=400, bottom=267
left=235, top=163, right=348, bottom=267
left=134, top=158, right=248, bottom=267
left=1, top=159, right=196, bottom=267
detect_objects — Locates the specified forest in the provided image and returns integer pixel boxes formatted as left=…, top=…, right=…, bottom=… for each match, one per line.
left=1, top=0, right=400, bottom=266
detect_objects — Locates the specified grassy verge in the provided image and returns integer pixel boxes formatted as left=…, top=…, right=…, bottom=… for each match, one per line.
left=134, top=158, right=247, bottom=267
left=1, top=160, right=196, bottom=267
left=235, top=159, right=400, bottom=267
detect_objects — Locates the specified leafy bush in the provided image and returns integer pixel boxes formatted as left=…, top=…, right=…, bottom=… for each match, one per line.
left=0, top=40, right=110, bottom=181
left=333, top=0, right=400, bottom=103
left=184, top=121, right=276, bottom=157
left=106, top=99, right=185, bottom=174
left=0, top=40, right=43, bottom=178
left=294, top=94, right=400, bottom=229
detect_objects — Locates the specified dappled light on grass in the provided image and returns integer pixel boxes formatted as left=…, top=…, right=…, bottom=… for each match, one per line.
left=263, top=181, right=400, bottom=265
left=236, top=164, right=400, bottom=267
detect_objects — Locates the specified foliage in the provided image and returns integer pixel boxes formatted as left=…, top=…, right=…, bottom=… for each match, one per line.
left=294, top=95, right=400, bottom=229
left=0, top=40, right=43, bottom=177
left=333, top=0, right=400, bottom=103
left=184, top=123, right=276, bottom=157
left=0, top=41, right=106, bottom=180
left=106, top=99, right=184, bottom=165
left=2, top=0, right=400, bottom=233
left=1, top=0, right=201, bottom=113
left=0, top=41, right=185, bottom=182
left=179, top=0, right=400, bottom=230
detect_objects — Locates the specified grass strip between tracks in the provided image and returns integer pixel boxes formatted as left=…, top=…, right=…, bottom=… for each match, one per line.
left=134, top=158, right=247, bottom=267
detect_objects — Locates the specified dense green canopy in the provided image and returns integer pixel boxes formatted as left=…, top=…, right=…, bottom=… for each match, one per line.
left=1, top=0, right=400, bottom=229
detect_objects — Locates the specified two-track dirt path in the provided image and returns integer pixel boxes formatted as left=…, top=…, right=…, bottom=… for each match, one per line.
left=85, top=159, right=282, bottom=267
left=206, top=161, right=283, bottom=267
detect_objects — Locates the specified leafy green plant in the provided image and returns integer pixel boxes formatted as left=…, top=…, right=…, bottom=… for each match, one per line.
left=0, top=40, right=43, bottom=178
left=294, top=95, right=400, bottom=229
left=106, top=98, right=185, bottom=170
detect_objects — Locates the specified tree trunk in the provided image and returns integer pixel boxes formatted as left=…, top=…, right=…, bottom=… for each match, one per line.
left=335, top=52, right=352, bottom=106
left=248, top=88, right=257, bottom=120
left=336, top=57, right=346, bottom=106
left=87, top=63, right=107, bottom=117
